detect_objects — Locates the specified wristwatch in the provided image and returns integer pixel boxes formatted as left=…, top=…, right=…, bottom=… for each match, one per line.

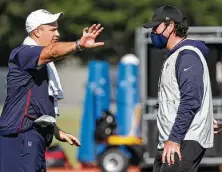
left=75, top=40, right=85, bottom=51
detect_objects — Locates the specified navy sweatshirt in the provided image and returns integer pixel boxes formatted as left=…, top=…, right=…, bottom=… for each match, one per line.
left=165, top=39, right=209, bottom=143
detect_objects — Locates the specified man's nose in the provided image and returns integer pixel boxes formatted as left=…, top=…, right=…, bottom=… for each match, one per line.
left=55, top=30, right=60, bottom=37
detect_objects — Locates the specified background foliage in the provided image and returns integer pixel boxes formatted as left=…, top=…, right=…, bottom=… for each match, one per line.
left=1, top=0, right=222, bottom=66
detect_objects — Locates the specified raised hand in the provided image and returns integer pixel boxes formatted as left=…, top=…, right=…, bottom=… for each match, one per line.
left=78, top=24, right=104, bottom=49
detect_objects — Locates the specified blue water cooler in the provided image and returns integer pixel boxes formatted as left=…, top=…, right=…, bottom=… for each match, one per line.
left=77, top=60, right=111, bottom=163
left=116, top=56, right=140, bottom=136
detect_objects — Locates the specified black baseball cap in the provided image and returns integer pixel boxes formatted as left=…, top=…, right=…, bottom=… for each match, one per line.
left=143, top=5, right=184, bottom=28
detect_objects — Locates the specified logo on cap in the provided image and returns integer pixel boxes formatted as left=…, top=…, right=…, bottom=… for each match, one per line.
left=41, top=9, right=52, bottom=15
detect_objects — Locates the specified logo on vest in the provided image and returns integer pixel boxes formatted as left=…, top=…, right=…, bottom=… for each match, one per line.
left=184, top=66, right=193, bottom=72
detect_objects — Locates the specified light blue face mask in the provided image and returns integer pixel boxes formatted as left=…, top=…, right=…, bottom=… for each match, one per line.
left=151, top=25, right=170, bottom=49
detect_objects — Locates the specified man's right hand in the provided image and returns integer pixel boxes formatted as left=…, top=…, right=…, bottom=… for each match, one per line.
left=78, top=24, right=104, bottom=49
left=38, top=24, right=104, bottom=66
left=162, top=140, right=182, bottom=165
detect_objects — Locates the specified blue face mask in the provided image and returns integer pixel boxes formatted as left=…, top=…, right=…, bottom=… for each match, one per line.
left=151, top=32, right=168, bottom=49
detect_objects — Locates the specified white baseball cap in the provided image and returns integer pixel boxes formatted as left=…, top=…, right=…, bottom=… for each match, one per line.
left=26, top=9, right=63, bottom=33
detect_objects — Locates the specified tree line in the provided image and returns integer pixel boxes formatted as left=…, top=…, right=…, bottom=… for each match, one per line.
left=1, top=0, right=222, bottom=66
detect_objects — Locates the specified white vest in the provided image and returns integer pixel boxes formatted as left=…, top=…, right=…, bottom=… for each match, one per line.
left=157, top=45, right=214, bottom=149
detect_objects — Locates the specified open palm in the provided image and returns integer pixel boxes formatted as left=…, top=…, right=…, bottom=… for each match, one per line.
left=79, top=24, right=104, bottom=48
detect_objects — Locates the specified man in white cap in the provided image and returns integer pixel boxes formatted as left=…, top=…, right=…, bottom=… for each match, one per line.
left=0, top=9, right=104, bottom=172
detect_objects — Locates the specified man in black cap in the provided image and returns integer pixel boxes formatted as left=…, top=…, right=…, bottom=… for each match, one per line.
left=143, top=5, right=214, bottom=172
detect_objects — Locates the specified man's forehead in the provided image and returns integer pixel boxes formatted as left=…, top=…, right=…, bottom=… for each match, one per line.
left=41, top=22, right=58, bottom=28
left=153, top=22, right=164, bottom=29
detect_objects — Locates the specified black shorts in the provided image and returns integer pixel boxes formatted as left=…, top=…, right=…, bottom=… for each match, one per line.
left=153, top=140, right=206, bottom=172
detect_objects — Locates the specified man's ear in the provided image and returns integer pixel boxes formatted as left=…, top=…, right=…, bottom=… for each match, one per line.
left=166, top=22, right=176, bottom=36
left=167, top=22, right=175, bottom=33
left=32, top=29, right=41, bottom=38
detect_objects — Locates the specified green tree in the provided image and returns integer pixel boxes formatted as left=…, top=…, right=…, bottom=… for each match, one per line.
left=1, top=0, right=222, bottom=66
left=0, top=0, right=45, bottom=65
